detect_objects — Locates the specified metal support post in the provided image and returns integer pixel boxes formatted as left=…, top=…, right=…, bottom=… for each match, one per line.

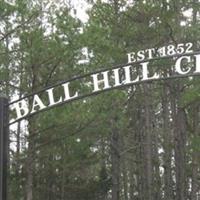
left=0, top=97, right=9, bottom=200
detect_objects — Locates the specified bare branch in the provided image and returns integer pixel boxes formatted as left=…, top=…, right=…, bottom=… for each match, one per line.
left=0, top=12, right=38, bottom=42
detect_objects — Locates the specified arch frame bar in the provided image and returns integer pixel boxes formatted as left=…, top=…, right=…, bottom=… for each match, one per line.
left=8, top=71, right=200, bottom=126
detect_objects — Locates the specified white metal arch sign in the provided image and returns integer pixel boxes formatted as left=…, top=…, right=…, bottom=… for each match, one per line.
left=8, top=42, right=200, bottom=125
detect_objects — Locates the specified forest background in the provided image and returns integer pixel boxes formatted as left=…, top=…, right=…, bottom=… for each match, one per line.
left=0, top=0, right=200, bottom=200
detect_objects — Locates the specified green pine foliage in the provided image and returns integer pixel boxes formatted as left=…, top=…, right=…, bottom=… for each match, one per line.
left=0, top=0, right=200, bottom=199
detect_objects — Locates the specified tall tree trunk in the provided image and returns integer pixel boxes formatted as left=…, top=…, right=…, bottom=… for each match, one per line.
left=170, top=84, right=187, bottom=200
left=110, top=117, right=120, bottom=200
left=143, top=84, right=153, bottom=200
left=191, top=103, right=199, bottom=200
left=175, top=108, right=187, bottom=200
left=152, top=112, right=162, bottom=200
left=26, top=118, right=36, bottom=200
left=120, top=134, right=128, bottom=200
left=25, top=62, right=38, bottom=200
left=191, top=3, right=198, bottom=199
left=162, top=83, right=173, bottom=200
